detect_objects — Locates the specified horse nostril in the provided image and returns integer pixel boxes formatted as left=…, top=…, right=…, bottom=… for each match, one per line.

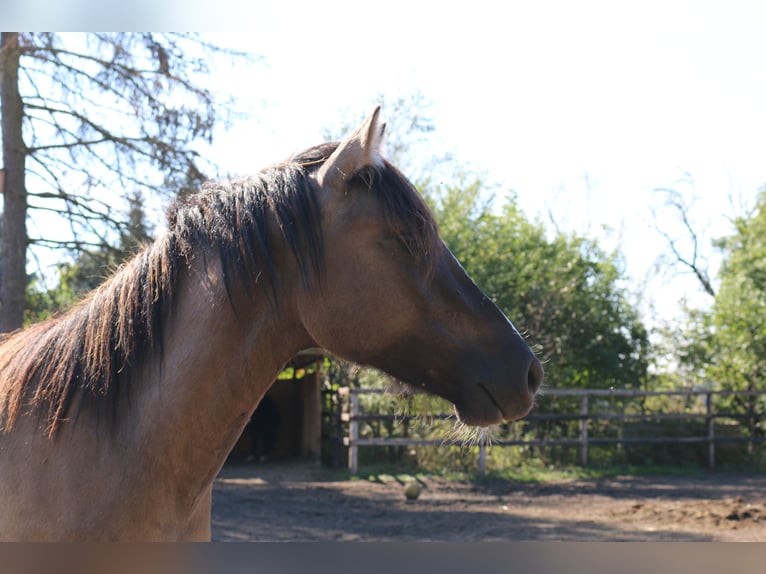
left=527, top=357, right=544, bottom=395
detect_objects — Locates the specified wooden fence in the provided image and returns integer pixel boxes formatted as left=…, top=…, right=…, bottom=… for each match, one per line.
left=324, top=387, right=766, bottom=475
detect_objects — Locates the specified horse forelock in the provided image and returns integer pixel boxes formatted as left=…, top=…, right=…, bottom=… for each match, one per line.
left=0, top=141, right=437, bottom=438
left=349, top=160, right=441, bottom=279
left=296, top=141, right=441, bottom=277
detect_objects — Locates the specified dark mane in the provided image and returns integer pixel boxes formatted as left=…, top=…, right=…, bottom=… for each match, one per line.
left=0, top=142, right=440, bottom=437
left=168, top=151, right=325, bottom=306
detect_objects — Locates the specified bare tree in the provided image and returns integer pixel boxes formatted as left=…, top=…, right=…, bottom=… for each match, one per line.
left=0, top=33, right=250, bottom=331
left=651, top=179, right=716, bottom=298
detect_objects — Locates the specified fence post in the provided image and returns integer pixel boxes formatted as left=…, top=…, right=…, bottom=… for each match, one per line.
left=748, top=393, right=755, bottom=458
left=335, top=388, right=345, bottom=468
left=478, top=436, right=487, bottom=476
left=348, top=390, right=359, bottom=476
left=579, top=395, right=589, bottom=466
left=616, top=397, right=624, bottom=462
left=706, top=392, right=715, bottom=470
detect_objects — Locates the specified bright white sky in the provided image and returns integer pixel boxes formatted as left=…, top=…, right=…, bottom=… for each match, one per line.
left=12, top=1, right=766, bottom=330
left=192, top=1, right=766, bottom=329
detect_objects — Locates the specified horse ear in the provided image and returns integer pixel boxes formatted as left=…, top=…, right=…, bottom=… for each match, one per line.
left=317, top=105, right=385, bottom=190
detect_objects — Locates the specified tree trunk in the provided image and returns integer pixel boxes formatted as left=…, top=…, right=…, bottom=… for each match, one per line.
left=0, top=33, right=28, bottom=332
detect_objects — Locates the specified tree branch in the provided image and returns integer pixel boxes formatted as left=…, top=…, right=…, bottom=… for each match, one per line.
left=651, top=185, right=716, bottom=297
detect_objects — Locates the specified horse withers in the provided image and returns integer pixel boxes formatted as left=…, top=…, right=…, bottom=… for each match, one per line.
left=0, top=107, right=542, bottom=540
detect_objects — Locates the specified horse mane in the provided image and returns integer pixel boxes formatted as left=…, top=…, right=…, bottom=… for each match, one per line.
left=0, top=142, right=439, bottom=437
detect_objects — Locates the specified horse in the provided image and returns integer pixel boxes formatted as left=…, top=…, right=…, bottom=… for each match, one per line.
left=0, top=107, right=543, bottom=541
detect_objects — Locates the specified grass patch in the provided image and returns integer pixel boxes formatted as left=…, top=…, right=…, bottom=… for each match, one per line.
left=351, top=460, right=725, bottom=483
left=487, top=461, right=710, bottom=482
left=353, top=463, right=476, bottom=483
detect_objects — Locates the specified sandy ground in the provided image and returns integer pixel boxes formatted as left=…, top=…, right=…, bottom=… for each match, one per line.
left=211, top=461, right=766, bottom=541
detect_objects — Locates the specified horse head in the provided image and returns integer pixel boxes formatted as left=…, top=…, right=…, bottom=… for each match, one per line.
left=298, top=107, right=543, bottom=426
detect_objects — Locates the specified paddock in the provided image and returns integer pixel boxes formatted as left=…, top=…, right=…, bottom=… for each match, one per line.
left=211, top=461, right=766, bottom=541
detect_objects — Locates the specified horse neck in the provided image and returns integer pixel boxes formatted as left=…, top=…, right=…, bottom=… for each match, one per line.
left=127, top=252, right=311, bottom=497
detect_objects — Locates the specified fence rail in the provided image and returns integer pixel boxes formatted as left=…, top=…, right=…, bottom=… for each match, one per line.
left=335, top=387, right=765, bottom=475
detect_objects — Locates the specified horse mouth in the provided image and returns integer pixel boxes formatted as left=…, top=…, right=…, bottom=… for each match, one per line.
left=453, top=383, right=535, bottom=427
left=453, top=403, right=503, bottom=427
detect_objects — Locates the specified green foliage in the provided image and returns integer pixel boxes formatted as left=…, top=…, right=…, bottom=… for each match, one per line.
left=662, top=189, right=766, bottom=430
left=277, top=363, right=319, bottom=381
left=427, top=178, right=649, bottom=390
left=676, top=189, right=766, bottom=397
left=707, top=191, right=766, bottom=392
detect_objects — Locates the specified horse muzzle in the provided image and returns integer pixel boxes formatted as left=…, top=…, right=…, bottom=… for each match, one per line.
left=454, top=354, right=543, bottom=427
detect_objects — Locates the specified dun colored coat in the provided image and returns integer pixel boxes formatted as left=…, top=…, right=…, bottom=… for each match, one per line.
left=0, top=108, right=542, bottom=540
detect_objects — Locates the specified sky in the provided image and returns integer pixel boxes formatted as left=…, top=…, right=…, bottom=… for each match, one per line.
left=190, top=1, right=766, bottom=328
left=8, top=1, right=766, bottom=330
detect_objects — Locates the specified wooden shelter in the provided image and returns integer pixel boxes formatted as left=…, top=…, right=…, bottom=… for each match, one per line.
left=228, top=349, right=325, bottom=462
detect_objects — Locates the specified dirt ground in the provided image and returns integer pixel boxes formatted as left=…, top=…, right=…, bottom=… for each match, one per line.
left=211, top=461, right=766, bottom=541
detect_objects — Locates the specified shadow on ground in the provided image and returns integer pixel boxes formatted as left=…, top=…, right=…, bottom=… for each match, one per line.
left=211, top=462, right=766, bottom=541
